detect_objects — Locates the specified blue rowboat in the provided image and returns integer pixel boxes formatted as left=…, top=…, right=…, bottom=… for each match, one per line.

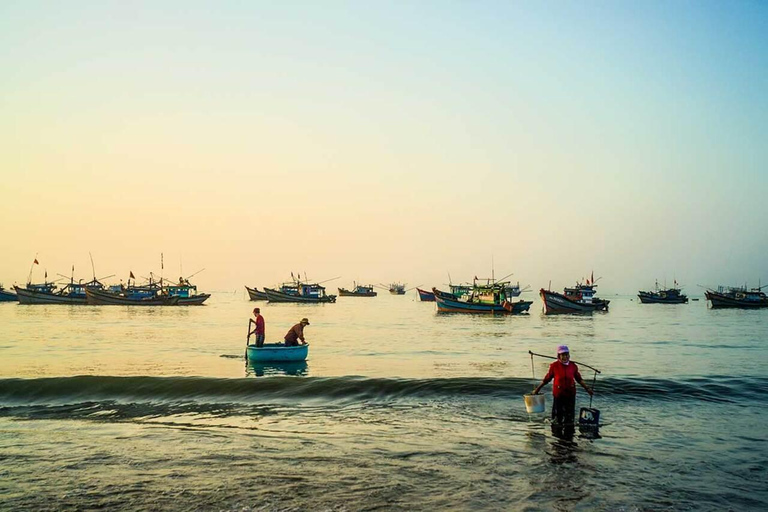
left=246, top=343, right=309, bottom=362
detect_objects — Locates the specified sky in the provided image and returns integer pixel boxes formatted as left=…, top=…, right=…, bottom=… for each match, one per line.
left=1, top=1, right=767, bottom=294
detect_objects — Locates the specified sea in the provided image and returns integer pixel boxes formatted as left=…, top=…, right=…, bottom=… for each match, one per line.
left=1, top=291, right=766, bottom=511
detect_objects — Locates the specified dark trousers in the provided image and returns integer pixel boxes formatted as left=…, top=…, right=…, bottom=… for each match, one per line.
left=285, top=338, right=299, bottom=347
left=551, top=394, right=576, bottom=425
left=255, top=334, right=265, bottom=348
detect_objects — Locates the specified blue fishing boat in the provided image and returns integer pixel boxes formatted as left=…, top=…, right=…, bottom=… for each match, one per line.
left=638, top=280, right=688, bottom=304
left=0, top=284, right=18, bottom=302
left=416, top=287, right=435, bottom=301
left=388, top=283, right=406, bottom=295
left=246, top=343, right=309, bottom=362
left=264, top=279, right=337, bottom=303
left=164, top=277, right=210, bottom=305
left=432, top=281, right=532, bottom=314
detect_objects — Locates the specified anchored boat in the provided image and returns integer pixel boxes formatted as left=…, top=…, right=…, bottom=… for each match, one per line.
left=638, top=280, right=688, bottom=304
left=416, top=287, right=436, bottom=301
left=264, top=281, right=336, bottom=303
left=245, top=286, right=269, bottom=301
left=14, top=278, right=106, bottom=305
left=85, top=286, right=180, bottom=306
left=540, top=274, right=610, bottom=314
left=0, top=284, right=18, bottom=302
left=165, top=277, right=210, bottom=305
left=705, top=284, right=768, bottom=309
left=338, top=283, right=377, bottom=297
left=433, top=279, right=532, bottom=314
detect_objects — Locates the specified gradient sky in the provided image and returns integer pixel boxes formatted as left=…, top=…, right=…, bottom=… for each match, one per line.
left=1, top=1, right=767, bottom=293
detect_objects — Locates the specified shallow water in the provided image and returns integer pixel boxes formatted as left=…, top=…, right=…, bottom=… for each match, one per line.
left=1, top=293, right=767, bottom=510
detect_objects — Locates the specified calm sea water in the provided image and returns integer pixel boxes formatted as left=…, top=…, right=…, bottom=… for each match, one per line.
left=1, top=292, right=766, bottom=511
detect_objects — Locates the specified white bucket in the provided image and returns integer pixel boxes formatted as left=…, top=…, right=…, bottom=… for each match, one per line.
left=523, top=394, right=546, bottom=413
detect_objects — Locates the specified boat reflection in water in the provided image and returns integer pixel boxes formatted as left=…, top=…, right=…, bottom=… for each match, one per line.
left=246, top=360, right=309, bottom=377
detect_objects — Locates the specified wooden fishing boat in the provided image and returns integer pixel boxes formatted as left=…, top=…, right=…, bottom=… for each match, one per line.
left=388, top=283, right=406, bottom=295
left=638, top=280, right=688, bottom=304
left=14, top=279, right=105, bottom=305
left=0, top=284, right=18, bottom=302
left=246, top=343, right=309, bottom=362
left=245, top=286, right=268, bottom=301
left=164, top=278, right=210, bottom=305
left=540, top=276, right=609, bottom=314
left=85, top=287, right=180, bottom=306
left=416, top=287, right=435, bottom=301
left=705, top=285, right=768, bottom=309
left=264, top=281, right=336, bottom=303
left=432, top=283, right=532, bottom=314
left=338, top=283, right=377, bottom=297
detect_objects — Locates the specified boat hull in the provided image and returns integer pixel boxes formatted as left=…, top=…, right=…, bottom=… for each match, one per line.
left=435, top=294, right=532, bottom=314
left=338, top=288, right=377, bottom=297
left=0, top=289, right=18, bottom=302
left=85, top=288, right=180, bottom=306
left=175, top=294, right=210, bottom=305
left=14, top=287, right=87, bottom=305
left=245, top=286, right=268, bottom=301
left=705, top=291, right=768, bottom=309
left=264, top=287, right=336, bottom=303
left=246, top=343, right=308, bottom=362
left=540, top=289, right=610, bottom=314
left=416, top=288, right=436, bottom=302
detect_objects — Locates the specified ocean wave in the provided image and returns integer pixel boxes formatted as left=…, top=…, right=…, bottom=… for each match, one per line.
left=1, top=375, right=765, bottom=408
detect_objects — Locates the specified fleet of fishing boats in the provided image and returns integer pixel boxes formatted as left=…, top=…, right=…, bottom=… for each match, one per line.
left=3, top=263, right=767, bottom=311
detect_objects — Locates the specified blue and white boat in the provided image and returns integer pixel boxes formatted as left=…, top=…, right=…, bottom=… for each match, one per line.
left=246, top=343, right=309, bottom=362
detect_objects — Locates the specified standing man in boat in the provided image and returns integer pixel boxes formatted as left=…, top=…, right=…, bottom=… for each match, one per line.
left=248, top=308, right=266, bottom=347
left=284, top=318, right=309, bottom=346
left=532, top=345, right=593, bottom=426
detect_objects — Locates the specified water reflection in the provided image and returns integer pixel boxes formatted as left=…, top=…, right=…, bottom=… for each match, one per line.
left=246, top=360, right=309, bottom=377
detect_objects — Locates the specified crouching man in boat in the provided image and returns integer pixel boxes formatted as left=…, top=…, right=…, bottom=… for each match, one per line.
left=532, top=345, right=593, bottom=426
left=284, top=318, right=309, bottom=346
left=248, top=308, right=266, bottom=348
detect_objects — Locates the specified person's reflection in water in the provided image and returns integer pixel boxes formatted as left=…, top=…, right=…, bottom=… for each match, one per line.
left=246, top=361, right=308, bottom=377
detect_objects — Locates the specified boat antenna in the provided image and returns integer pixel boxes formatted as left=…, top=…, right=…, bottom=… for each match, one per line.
left=89, top=252, right=97, bottom=281
left=492, top=256, right=495, bottom=284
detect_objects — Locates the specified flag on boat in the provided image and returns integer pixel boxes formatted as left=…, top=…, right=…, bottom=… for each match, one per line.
left=129, top=271, right=135, bottom=279
left=34, top=259, right=39, bottom=265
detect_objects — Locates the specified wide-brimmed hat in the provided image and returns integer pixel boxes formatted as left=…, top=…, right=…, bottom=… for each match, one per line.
left=300, top=318, right=310, bottom=325
left=556, top=345, right=569, bottom=355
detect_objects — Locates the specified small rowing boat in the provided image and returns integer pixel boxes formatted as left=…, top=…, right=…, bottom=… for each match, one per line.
left=246, top=343, right=309, bottom=362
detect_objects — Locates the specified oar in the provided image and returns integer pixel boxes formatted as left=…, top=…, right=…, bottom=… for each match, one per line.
left=245, top=320, right=254, bottom=360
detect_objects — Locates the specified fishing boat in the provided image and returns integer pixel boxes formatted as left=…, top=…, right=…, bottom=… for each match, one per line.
left=246, top=343, right=309, bottom=362
left=388, top=283, right=406, bottom=295
left=338, top=283, right=377, bottom=297
left=432, top=281, right=532, bottom=314
left=245, top=286, right=269, bottom=301
left=85, top=286, right=180, bottom=306
left=416, top=287, right=436, bottom=301
left=638, top=280, right=688, bottom=304
left=264, top=281, right=336, bottom=303
left=0, top=284, right=18, bottom=302
left=705, top=284, right=768, bottom=309
left=164, top=277, right=210, bottom=305
left=540, top=275, right=610, bottom=314
left=14, top=278, right=106, bottom=305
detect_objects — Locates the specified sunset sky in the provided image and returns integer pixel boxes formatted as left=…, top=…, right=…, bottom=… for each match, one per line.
left=2, top=1, right=767, bottom=293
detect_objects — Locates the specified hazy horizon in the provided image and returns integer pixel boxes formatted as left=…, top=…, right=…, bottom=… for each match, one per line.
left=2, top=1, right=767, bottom=294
